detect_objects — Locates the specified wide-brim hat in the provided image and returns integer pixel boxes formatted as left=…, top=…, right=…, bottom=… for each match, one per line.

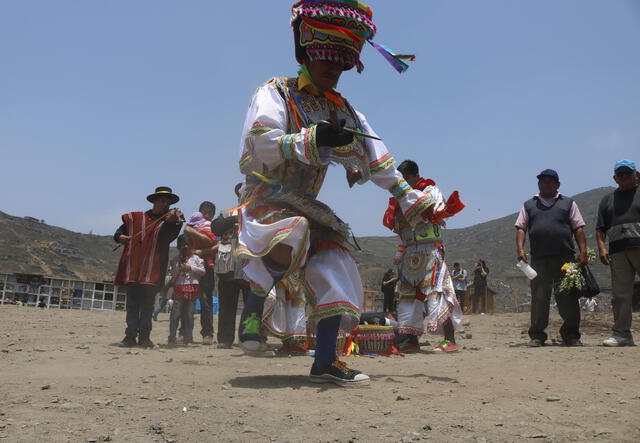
left=146, top=186, right=179, bottom=204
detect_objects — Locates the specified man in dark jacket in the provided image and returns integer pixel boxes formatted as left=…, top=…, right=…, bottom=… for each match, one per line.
left=515, top=169, right=587, bottom=347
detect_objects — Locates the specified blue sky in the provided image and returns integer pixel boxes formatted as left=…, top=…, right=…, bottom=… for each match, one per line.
left=1, top=1, right=639, bottom=236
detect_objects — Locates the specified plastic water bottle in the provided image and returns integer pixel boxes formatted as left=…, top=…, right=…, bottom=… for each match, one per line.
left=516, top=260, right=538, bottom=280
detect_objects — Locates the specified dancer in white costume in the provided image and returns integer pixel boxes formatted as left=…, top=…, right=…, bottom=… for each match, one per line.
left=236, top=0, right=434, bottom=386
left=383, top=160, right=465, bottom=353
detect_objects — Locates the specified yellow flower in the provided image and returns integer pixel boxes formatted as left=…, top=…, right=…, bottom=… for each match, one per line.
left=561, top=263, right=570, bottom=272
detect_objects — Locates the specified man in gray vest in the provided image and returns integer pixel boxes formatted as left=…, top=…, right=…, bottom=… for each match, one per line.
left=515, top=169, right=588, bottom=347
left=596, top=159, right=640, bottom=347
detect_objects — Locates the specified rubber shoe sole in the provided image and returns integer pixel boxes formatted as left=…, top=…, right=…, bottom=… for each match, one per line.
left=309, top=372, right=370, bottom=387
left=603, top=337, right=635, bottom=347
left=434, top=343, right=459, bottom=352
left=240, top=340, right=276, bottom=357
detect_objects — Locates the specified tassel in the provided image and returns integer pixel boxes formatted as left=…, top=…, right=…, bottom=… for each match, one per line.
left=367, top=40, right=415, bottom=74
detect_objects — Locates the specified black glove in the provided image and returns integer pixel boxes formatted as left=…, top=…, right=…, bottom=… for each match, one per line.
left=315, top=119, right=354, bottom=147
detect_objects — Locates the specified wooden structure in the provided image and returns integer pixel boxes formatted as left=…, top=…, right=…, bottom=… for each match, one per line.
left=462, top=284, right=495, bottom=314
left=362, top=289, right=382, bottom=312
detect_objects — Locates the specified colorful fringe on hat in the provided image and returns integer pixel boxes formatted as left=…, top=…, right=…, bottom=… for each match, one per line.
left=291, top=0, right=415, bottom=74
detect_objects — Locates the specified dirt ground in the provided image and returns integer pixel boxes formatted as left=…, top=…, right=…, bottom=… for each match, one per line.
left=1, top=306, right=639, bottom=443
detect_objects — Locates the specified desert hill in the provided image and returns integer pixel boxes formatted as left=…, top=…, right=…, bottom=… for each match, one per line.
left=0, top=211, right=117, bottom=281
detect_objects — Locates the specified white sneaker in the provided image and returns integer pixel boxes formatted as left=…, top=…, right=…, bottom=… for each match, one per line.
left=602, top=336, right=635, bottom=347
left=240, top=340, right=276, bottom=357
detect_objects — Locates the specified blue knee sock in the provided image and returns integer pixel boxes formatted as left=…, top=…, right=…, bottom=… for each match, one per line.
left=314, top=315, right=341, bottom=368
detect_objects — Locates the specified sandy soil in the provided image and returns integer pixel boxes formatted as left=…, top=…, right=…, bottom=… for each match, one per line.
left=1, top=306, right=639, bottom=443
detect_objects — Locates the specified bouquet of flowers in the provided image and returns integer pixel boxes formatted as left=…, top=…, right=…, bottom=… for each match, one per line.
left=558, top=249, right=597, bottom=295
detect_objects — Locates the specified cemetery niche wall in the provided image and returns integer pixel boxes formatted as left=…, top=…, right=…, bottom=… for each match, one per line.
left=0, top=273, right=125, bottom=311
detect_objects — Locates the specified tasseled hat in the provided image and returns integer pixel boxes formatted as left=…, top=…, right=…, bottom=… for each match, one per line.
left=291, top=0, right=415, bottom=73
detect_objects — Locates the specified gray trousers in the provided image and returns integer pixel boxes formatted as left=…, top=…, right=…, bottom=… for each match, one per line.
left=610, top=248, right=640, bottom=339
left=169, top=299, right=196, bottom=342
left=529, top=254, right=581, bottom=343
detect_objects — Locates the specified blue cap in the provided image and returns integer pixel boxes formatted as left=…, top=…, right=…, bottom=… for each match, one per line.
left=536, top=169, right=559, bottom=181
left=614, top=159, right=636, bottom=172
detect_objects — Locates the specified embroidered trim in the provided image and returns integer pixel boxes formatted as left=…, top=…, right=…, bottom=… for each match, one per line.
left=236, top=217, right=306, bottom=259
left=277, top=133, right=296, bottom=160
left=389, top=178, right=410, bottom=200
left=307, top=302, right=360, bottom=325
left=426, top=304, right=453, bottom=333
left=239, top=152, right=252, bottom=170
left=397, top=325, right=424, bottom=335
left=404, top=194, right=435, bottom=225
left=246, top=121, right=273, bottom=138
left=248, top=280, right=267, bottom=297
left=369, top=152, right=395, bottom=175
left=303, top=125, right=321, bottom=166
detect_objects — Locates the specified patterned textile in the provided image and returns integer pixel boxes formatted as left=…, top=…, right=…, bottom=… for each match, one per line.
left=172, top=284, right=201, bottom=301
left=114, top=211, right=166, bottom=287
left=291, top=0, right=376, bottom=72
left=263, top=272, right=308, bottom=341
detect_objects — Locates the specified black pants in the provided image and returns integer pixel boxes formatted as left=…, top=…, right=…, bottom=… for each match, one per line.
left=125, top=283, right=157, bottom=340
left=528, top=255, right=581, bottom=343
left=217, top=278, right=248, bottom=346
left=454, top=290, right=466, bottom=311
left=382, top=288, right=395, bottom=313
left=199, top=268, right=216, bottom=338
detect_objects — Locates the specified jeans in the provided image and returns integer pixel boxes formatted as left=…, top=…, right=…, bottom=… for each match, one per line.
left=125, top=283, right=157, bottom=340
left=528, top=254, right=580, bottom=343
left=610, top=248, right=640, bottom=339
left=199, top=268, right=216, bottom=338
left=169, top=298, right=196, bottom=342
left=217, top=278, right=248, bottom=346
left=153, top=288, right=171, bottom=317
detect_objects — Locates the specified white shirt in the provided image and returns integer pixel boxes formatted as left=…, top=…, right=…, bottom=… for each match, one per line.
left=452, top=268, right=468, bottom=291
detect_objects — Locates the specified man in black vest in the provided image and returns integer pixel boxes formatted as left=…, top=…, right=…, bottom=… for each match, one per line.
left=515, top=169, right=588, bottom=347
left=596, top=159, right=640, bottom=347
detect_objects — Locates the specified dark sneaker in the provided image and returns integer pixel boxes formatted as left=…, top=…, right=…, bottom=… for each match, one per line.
left=277, top=342, right=310, bottom=354
left=120, top=336, right=137, bottom=347
left=138, top=338, right=155, bottom=349
left=309, top=359, right=370, bottom=387
left=167, top=337, right=177, bottom=345
left=528, top=338, right=544, bottom=347
left=603, top=336, right=635, bottom=347
left=217, top=343, right=233, bottom=349
left=564, top=338, right=583, bottom=347
left=397, top=337, right=420, bottom=353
